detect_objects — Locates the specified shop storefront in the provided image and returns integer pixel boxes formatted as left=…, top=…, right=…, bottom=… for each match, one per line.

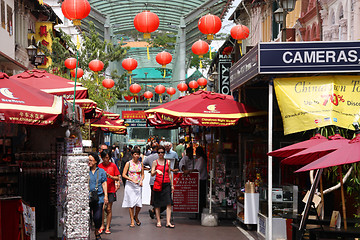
left=229, top=41, right=360, bottom=238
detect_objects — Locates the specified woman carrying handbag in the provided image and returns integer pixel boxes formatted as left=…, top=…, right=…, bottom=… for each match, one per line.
left=151, top=145, right=175, bottom=228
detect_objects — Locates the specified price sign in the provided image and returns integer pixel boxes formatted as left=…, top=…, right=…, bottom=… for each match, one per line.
left=173, top=172, right=199, bottom=213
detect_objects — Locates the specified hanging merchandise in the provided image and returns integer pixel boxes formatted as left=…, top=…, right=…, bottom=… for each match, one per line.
left=155, top=85, right=166, bottom=103
left=230, top=25, right=250, bottom=56
left=61, top=0, right=91, bottom=26
left=122, top=58, right=138, bottom=84
left=198, top=14, right=222, bottom=40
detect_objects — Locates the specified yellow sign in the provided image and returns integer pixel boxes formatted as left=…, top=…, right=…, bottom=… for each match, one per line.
left=274, top=75, right=360, bottom=135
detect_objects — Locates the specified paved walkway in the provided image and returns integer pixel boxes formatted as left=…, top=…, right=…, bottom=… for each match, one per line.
left=91, top=189, right=260, bottom=240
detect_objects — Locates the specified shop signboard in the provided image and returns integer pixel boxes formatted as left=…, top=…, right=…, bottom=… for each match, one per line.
left=218, top=55, right=232, bottom=95
left=259, top=41, right=360, bottom=74
left=173, top=172, right=199, bottom=213
left=274, top=75, right=360, bottom=134
left=230, top=45, right=259, bottom=90
left=122, top=111, right=146, bottom=119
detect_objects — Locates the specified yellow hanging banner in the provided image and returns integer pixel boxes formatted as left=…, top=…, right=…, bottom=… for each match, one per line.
left=274, top=75, right=360, bottom=135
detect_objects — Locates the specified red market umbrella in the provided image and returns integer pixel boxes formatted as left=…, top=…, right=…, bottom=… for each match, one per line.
left=0, top=72, right=64, bottom=126
left=12, top=69, right=88, bottom=100
left=296, top=133, right=360, bottom=172
left=267, top=133, right=328, bottom=158
left=145, top=90, right=266, bottom=127
left=295, top=132, right=360, bottom=230
left=89, top=116, right=126, bottom=133
left=94, top=108, right=121, bottom=120
left=75, top=99, right=97, bottom=116
left=281, top=133, right=349, bottom=165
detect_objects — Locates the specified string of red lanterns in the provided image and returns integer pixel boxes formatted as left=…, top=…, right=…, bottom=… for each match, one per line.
left=61, top=0, right=91, bottom=26
left=198, top=14, right=222, bottom=40
left=89, top=59, right=104, bottom=84
left=143, top=91, right=153, bottom=106
left=177, top=83, right=188, bottom=93
left=166, top=87, right=176, bottom=100
left=70, top=68, right=84, bottom=78
left=197, top=77, right=207, bottom=89
left=155, top=84, right=166, bottom=103
left=129, top=83, right=141, bottom=103
left=102, top=78, right=115, bottom=99
left=230, top=25, right=250, bottom=56
left=156, top=51, right=172, bottom=78
left=122, top=58, right=138, bottom=84
left=64, top=57, right=77, bottom=70
left=189, top=80, right=199, bottom=92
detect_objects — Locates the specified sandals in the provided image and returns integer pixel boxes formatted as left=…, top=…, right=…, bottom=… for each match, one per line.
left=105, top=229, right=111, bottom=234
left=156, top=223, right=162, bottom=228
left=135, top=217, right=141, bottom=226
left=129, top=223, right=135, bottom=228
left=98, top=228, right=104, bottom=234
left=166, top=224, right=175, bottom=229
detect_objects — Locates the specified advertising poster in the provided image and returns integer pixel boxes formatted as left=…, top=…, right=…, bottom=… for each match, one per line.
left=173, top=172, right=199, bottom=213
left=274, top=75, right=360, bottom=134
left=22, top=202, right=36, bottom=240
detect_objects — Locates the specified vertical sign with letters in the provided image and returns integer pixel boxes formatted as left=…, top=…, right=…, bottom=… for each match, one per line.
left=218, top=55, right=232, bottom=95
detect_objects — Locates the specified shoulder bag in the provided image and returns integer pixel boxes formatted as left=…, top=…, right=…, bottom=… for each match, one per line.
left=89, top=169, right=99, bottom=205
left=153, top=160, right=166, bottom=192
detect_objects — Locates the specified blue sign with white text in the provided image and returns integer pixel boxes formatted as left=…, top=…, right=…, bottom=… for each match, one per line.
left=259, top=41, right=360, bottom=73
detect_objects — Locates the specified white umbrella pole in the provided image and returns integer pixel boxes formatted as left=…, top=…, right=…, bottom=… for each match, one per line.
left=209, top=127, right=214, bottom=214
left=267, top=82, right=273, bottom=240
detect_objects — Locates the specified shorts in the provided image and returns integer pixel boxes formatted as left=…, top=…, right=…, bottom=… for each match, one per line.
left=108, top=192, right=117, bottom=203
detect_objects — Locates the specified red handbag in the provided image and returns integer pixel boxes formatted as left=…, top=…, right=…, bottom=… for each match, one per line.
left=153, top=160, right=166, bottom=192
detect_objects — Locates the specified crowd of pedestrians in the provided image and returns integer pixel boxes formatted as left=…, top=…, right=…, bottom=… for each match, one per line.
left=88, top=139, right=207, bottom=239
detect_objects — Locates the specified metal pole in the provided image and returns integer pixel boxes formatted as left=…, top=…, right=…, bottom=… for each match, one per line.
left=179, top=17, right=186, bottom=86
left=282, top=11, right=287, bottom=42
left=267, top=81, right=273, bottom=240
left=72, top=50, right=79, bottom=122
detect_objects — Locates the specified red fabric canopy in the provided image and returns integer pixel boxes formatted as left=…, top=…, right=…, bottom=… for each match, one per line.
left=296, top=134, right=360, bottom=172
left=145, top=90, right=266, bottom=127
left=0, top=72, right=63, bottom=126
left=12, top=69, right=88, bottom=100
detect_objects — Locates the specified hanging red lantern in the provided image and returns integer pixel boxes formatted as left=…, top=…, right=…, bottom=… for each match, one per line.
left=222, top=46, right=233, bottom=56
left=133, top=10, right=160, bottom=39
left=197, top=78, right=207, bottom=88
left=189, top=80, right=199, bottom=90
left=177, top=83, right=188, bottom=92
left=198, top=14, right=222, bottom=40
left=61, top=0, right=91, bottom=26
left=230, top=24, right=250, bottom=43
left=102, top=78, right=115, bottom=89
left=156, top=51, right=172, bottom=68
left=129, top=83, right=141, bottom=94
left=89, top=59, right=104, bottom=72
left=64, top=57, right=77, bottom=70
left=144, top=91, right=153, bottom=99
left=70, top=68, right=84, bottom=78
left=124, top=95, right=133, bottom=101
left=122, top=58, right=138, bottom=74
left=166, top=87, right=176, bottom=96
left=191, top=40, right=209, bottom=58
left=155, top=85, right=166, bottom=103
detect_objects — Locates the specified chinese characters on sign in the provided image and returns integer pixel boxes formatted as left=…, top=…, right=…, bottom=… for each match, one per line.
left=122, top=110, right=146, bottom=119
left=173, top=172, right=199, bottom=213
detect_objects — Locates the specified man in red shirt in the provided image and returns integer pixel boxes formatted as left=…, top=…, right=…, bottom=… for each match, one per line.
left=98, top=149, right=120, bottom=234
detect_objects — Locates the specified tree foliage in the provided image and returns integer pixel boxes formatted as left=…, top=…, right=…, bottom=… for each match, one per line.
left=42, top=22, right=129, bottom=110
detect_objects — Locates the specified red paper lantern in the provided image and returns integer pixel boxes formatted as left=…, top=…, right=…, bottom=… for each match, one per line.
left=70, top=68, right=84, bottom=78
left=177, top=83, right=188, bottom=92
left=198, top=14, right=222, bottom=40
left=122, top=58, right=138, bottom=74
left=89, top=59, right=104, bottom=72
left=191, top=40, right=209, bottom=58
left=133, top=10, right=160, bottom=39
left=155, top=85, right=166, bottom=95
left=124, top=95, right=133, bottom=101
left=156, top=51, right=172, bottom=68
left=222, top=46, right=233, bottom=55
left=189, top=80, right=199, bottom=89
left=61, top=0, right=91, bottom=26
left=230, top=25, right=250, bottom=43
left=144, top=91, right=153, bottom=99
left=64, top=57, right=77, bottom=70
left=166, top=87, right=176, bottom=96
left=197, top=77, right=207, bottom=88
left=129, top=83, right=141, bottom=94
left=102, top=78, right=114, bottom=89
